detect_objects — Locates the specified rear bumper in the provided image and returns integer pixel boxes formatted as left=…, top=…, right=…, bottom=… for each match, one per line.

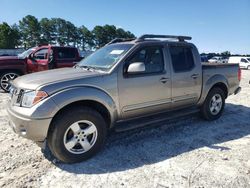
left=234, top=87, right=241, bottom=95
left=7, top=105, right=52, bottom=142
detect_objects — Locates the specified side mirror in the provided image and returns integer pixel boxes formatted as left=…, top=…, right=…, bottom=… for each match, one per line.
left=29, top=53, right=34, bottom=59
left=127, top=62, right=145, bottom=74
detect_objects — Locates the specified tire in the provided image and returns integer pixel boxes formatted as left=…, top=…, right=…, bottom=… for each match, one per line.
left=200, top=87, right=225, bottom=121
left=47, top=107, right=107, bottom=163
left=0, top=71, right=20, bottom=92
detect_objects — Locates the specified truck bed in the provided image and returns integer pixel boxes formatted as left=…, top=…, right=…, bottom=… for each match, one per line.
left=202, top=62, right=240, bottom=97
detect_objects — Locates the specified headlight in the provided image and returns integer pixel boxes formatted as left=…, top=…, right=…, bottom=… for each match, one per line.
left=21, top=90, right=48, bottom=108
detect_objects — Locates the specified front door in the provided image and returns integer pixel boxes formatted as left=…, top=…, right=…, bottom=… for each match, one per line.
left=118, top=45, right=172, bottom=119
left=27, top=48, right=49, bottom=73
left=168, top=45, right=202, bottom=109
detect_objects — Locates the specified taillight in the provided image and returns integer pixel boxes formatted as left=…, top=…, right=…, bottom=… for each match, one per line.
left=238, top=68, right=241, bottom=81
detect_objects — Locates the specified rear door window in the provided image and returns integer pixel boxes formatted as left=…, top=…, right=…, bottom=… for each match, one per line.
left=169, top=46, right=194, bottom=72
left=57, top=48, right=76, bottom=59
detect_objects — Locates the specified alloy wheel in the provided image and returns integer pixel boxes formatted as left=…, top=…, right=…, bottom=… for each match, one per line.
left=1, top=73, right=19, bottom=91
left=209, top=94, right=222, bottom=115
left=63, top=120, right=98, bottom=154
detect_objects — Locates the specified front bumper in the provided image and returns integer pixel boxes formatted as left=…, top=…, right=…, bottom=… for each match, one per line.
left=7, top=105, right=52, bottom=142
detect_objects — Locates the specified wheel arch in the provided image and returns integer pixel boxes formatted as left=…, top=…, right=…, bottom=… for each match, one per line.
left=210, top=82, right=228, bottom=98
left=49, top=99, right=112, bottom=131
left=198, top=74, right=229, bottom=106
left=46, top=87, right=118, bottom=137
left=0, top=69, right=24, bottom=76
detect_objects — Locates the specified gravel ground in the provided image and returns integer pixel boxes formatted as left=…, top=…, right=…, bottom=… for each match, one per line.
left=0, top=70, right=250, bottom=188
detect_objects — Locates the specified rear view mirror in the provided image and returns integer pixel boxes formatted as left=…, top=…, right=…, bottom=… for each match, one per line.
left=127, top=62, right=145, bottom=73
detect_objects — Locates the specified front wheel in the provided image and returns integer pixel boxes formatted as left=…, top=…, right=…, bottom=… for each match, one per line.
left=0, top=71, right=20, bottom=92
left=47, top=107, right=107, bottom=163
left=200, top=87, right=225, bottom=120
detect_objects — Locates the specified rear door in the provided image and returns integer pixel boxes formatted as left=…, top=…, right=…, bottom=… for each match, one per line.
left=54, top=48, right=78, bottom=68
left=118, top=45, right=172, bottom=119
left=168, top=44, right=202, bottom=109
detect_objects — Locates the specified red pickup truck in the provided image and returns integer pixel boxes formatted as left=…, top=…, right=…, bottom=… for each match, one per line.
left=0, top=45, right=82, bottom=92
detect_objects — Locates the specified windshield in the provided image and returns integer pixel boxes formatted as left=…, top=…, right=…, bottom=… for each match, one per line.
left=77, top=44, right=133, bottom=71
left=18, top=48, right=36, bottom=59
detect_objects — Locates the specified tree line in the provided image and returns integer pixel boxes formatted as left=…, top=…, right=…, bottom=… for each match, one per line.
left=201, top=51, right=250, bottom=58
left=0, top=15, right=135, bottom=50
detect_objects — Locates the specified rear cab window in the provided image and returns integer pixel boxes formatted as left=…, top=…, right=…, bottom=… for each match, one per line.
left=169, top=46, right=194, bottom=72
left=56, top=48, right=76, bottom=60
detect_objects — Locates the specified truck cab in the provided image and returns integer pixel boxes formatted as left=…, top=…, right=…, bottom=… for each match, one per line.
left=117, top=40, right=202, bottom=119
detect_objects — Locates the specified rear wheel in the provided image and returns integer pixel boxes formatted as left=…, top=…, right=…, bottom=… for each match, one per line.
left=47, top=107, right=107, bottom=163
left=200, top=87, right=225, bottom=120
left=0, top=71, right=19, bottom=92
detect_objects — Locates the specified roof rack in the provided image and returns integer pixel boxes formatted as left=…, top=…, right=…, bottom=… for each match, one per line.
left=135, top=34, right=192, bottom=42
left=106, top=34, right=192, bottom=45
left=106, top=38, right=136, bottom=45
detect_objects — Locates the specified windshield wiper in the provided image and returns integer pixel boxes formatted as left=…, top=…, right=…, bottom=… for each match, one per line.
left=74, top=65, right=92, bottom=70
left=76, top=65, right=98, bottom=72
left=74, top=64, right=81, bottom=68
left=75, top=65, right=106, bottom=72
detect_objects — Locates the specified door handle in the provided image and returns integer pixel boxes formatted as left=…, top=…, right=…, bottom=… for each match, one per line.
left=191, top=74, right=199, bottom=79
left=160, top=77, right=169, bottom=83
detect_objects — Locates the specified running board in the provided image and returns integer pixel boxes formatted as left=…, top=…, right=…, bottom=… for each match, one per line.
left=115, top=107, right=200, bottom=132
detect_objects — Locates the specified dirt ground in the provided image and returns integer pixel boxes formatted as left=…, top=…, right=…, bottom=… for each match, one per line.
left=0, top=70, right=249, bottom=188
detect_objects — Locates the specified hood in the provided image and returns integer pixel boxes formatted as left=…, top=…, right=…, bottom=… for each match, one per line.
left=0, top=56, right=19, bottom=61
left=0, top=56, right=25, bottom=65
left=13, top=67, right=105, bottom=90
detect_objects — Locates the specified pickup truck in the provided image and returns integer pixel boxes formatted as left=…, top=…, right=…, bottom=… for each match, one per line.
left=0, top=45, right=82, bottom=92
left=7, top=34, right=241, bottom=163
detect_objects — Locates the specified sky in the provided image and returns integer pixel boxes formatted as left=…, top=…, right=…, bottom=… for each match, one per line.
left=0, top=0, right=249, bottom=54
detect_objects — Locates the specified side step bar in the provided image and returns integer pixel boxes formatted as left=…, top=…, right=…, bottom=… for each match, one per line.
left=115, top=107, right=200, bottom=132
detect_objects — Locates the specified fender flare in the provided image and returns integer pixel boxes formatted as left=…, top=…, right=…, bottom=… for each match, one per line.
left=198, top=74, right=229, bottom=105
left=48, top=86, right=118, bottom=126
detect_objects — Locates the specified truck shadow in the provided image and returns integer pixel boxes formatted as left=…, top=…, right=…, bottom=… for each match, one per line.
left=55, top=103, right=250, bottom=174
